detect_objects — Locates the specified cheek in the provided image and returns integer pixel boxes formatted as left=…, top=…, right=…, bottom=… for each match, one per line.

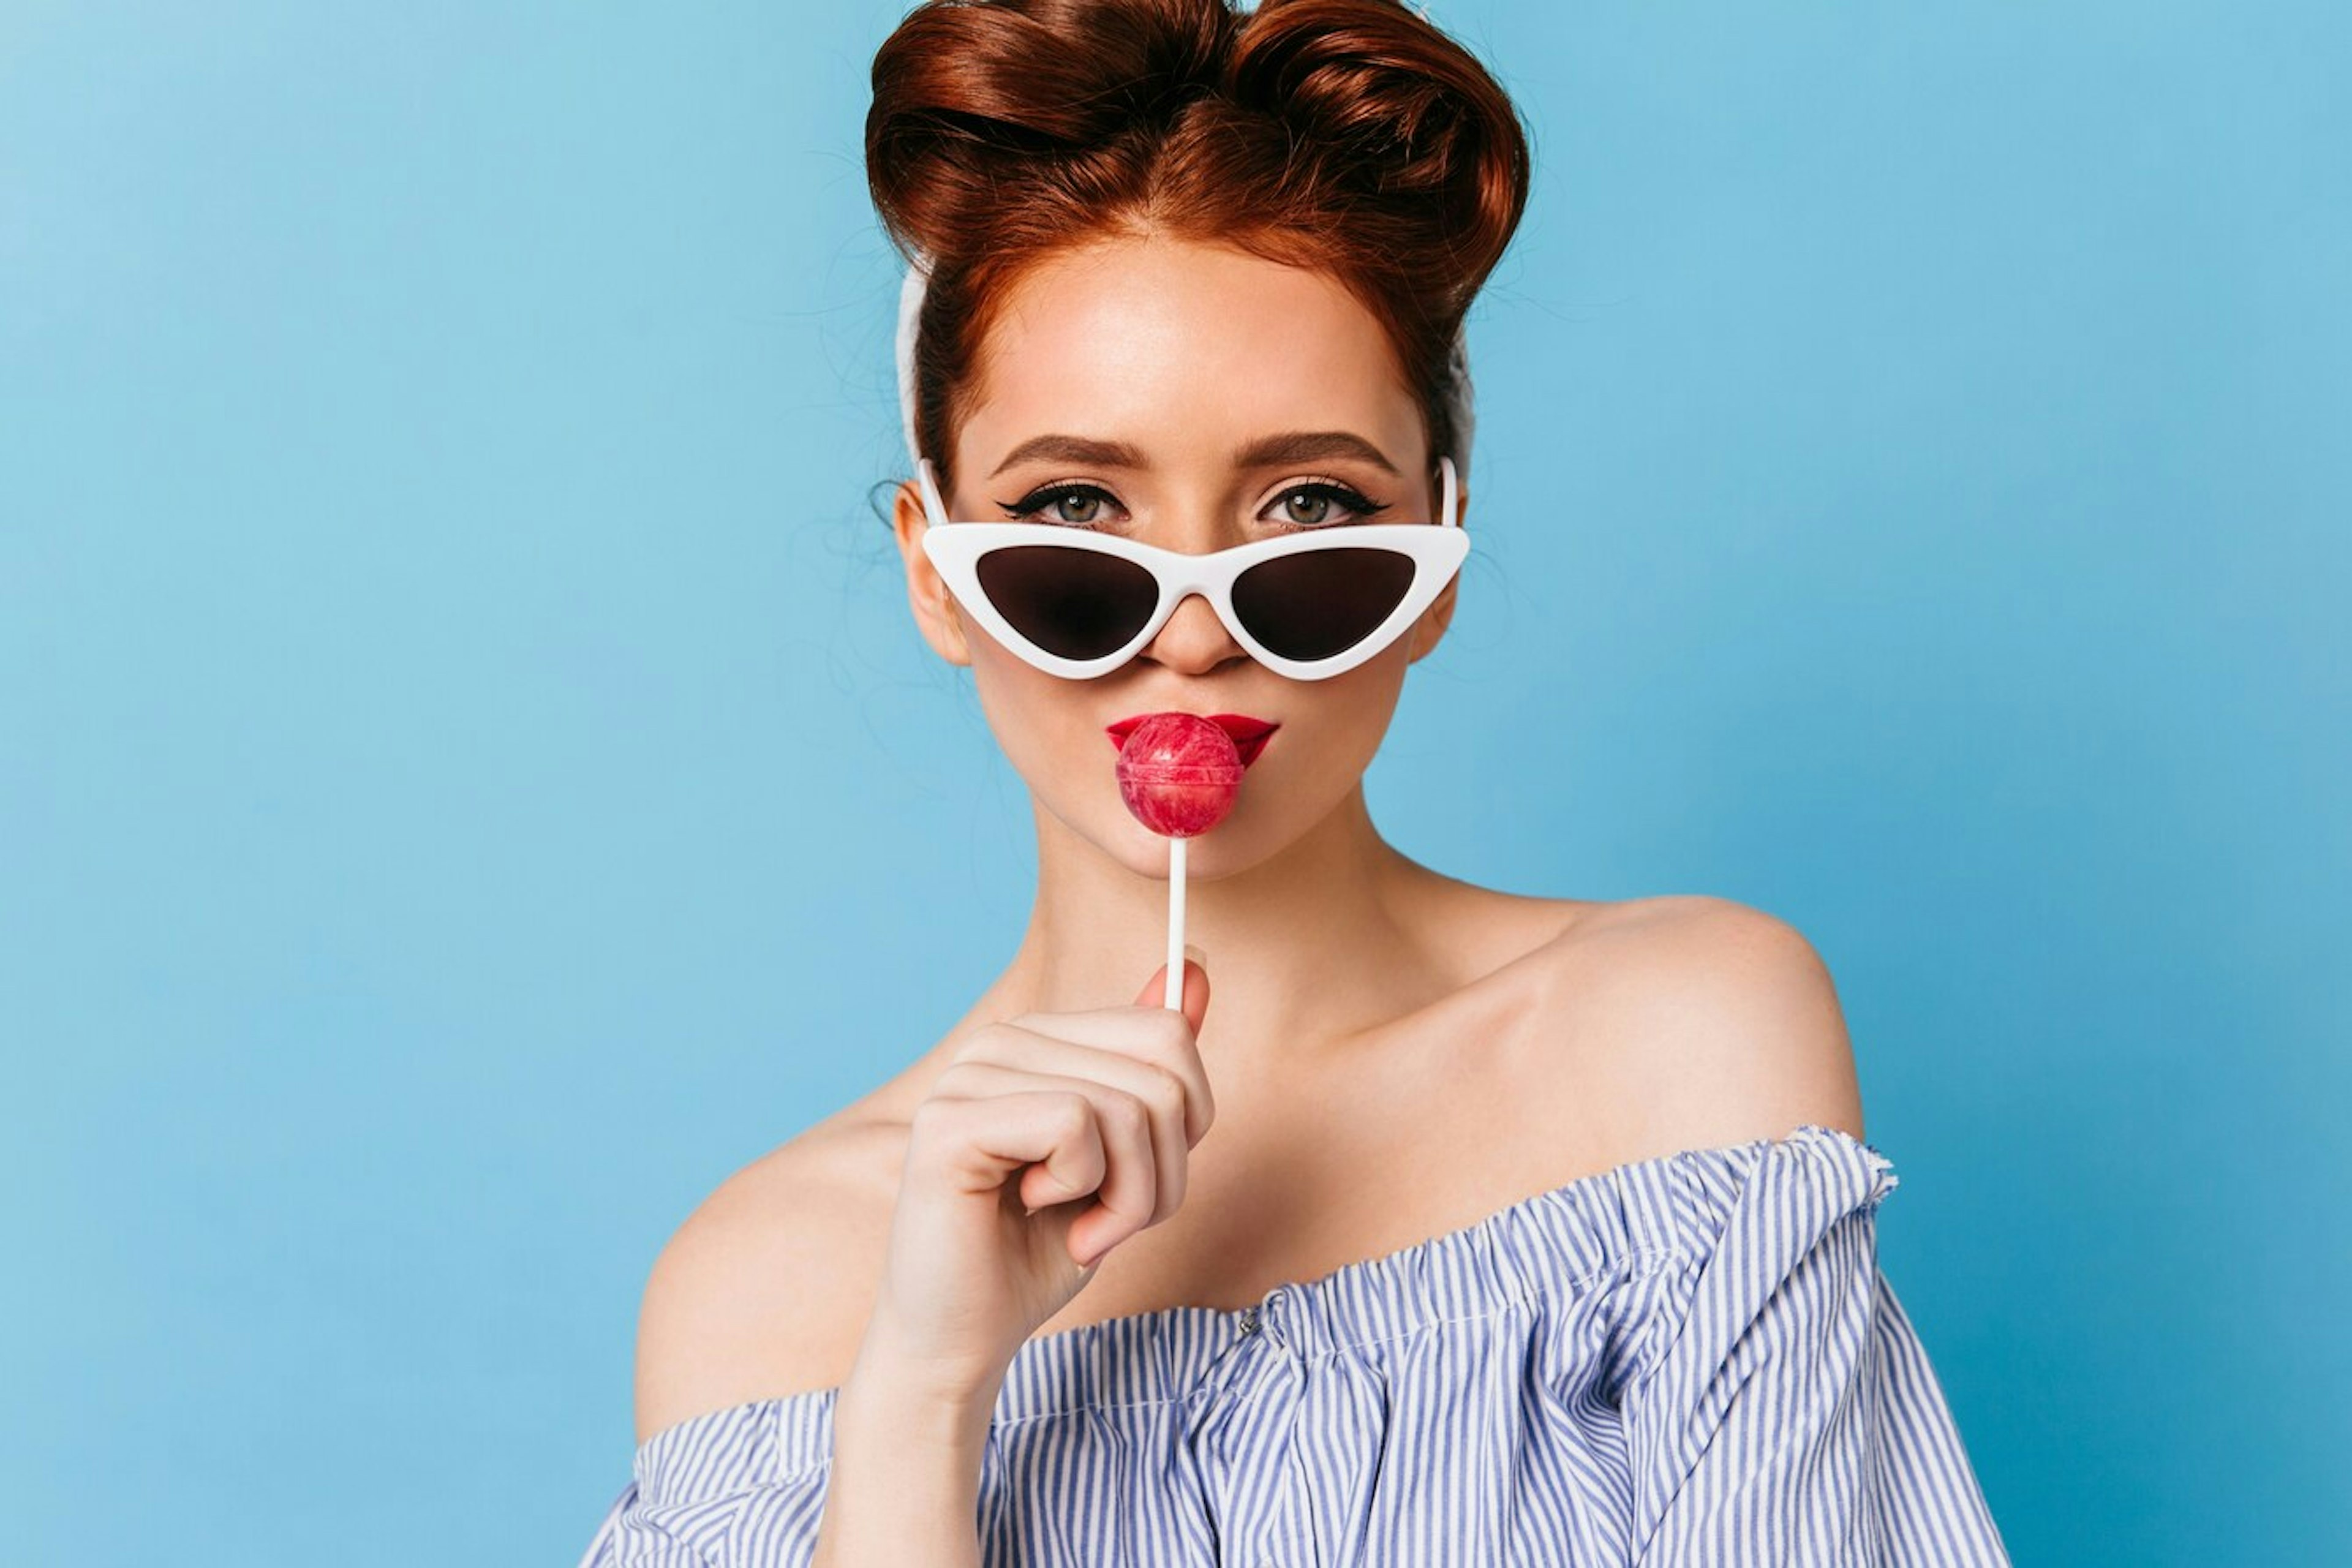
left=1281, top=665, right=1409, bottom=782
left=965, top=640, right=1104, bottom=786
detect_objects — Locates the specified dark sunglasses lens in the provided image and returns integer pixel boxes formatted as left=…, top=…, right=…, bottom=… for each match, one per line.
left=1232, top=548, right=1418, bottom=662
left=976, top=546, right=1159, bottom=661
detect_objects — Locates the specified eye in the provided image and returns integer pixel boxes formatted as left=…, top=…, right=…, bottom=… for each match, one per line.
left=1263, top=480, right=1390, bottom=529
left=995, top=481, right=1126, bottom=527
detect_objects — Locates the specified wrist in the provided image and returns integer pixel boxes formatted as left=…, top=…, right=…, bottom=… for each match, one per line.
left=837, top=1317, right=1006, bottom=1450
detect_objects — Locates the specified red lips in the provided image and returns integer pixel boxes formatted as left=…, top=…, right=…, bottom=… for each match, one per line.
left=1105, top=712, right=1280, bottom=769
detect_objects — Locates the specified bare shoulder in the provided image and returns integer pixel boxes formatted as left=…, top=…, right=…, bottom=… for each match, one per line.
left=631, top=1115, right=899, bottom=1447
left=1529, top=894, right=1866, bottom=1155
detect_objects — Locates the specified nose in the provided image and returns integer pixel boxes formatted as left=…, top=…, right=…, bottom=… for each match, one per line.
left=1141, top=589, right=1248, bottom=676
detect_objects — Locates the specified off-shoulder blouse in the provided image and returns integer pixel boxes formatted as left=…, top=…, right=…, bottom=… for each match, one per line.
left=575, top=1123, right=2009, bottom=1565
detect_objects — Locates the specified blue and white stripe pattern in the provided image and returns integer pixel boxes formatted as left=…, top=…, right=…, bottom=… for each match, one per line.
left=576, top=1124, right=2009, bottom=1565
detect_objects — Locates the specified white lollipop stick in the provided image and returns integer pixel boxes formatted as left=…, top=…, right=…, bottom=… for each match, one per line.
left=1163, top=834, right=1188, bottom=1011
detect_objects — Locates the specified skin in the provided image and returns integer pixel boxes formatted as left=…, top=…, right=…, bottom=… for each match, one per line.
left=632, top=230, right=1866, bottom=1446
left=897, top=232, right=1479, bottom=1060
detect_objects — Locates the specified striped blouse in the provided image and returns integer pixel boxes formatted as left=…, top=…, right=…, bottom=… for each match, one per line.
left=575, top=1123, right=2009, bottom=1565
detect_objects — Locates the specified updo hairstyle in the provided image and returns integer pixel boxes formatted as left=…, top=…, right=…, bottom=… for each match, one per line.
left=867, top=0, right=1531, bottom=494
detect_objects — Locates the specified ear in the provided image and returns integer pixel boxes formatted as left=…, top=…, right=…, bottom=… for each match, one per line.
left=1406, top=475, right=1466, bottom=663
left=891, top=477, right=974, bottom=668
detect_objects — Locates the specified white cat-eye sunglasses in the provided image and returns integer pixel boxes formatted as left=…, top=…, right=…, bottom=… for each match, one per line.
left=914, top=454, right=1464, bottom=682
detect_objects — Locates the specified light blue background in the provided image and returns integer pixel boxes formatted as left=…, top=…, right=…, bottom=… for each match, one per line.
left=5, top=2, right=2343, bottom=1562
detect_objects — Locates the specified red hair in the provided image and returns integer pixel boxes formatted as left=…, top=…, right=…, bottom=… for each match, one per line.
left=867, top=0, right=1531, bottom=492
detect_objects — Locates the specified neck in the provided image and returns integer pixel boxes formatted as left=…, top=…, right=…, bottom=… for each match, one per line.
left=989, top=783, right=1461, bottom=1061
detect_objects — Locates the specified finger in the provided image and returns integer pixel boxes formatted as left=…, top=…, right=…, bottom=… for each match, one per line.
left=1164, top=962, right=1214, bottom=1132
left=1131, top=959, right=1212, bottom=1037
left=932, top=1057, right=1186, bottom=1226
left=908, top=1089, right=1153, bottom=1270
left=957, top=1020, right=1210, bottom=1150
left=1006, top=996, right=1199, bottom=1051
left=1180, top=958, right=1209, bottom=1035
left=909, top=1089, right=1110, bottom=1216
left=1062, top=1082, right=1158, bottom=1266
left=972, top=1088, right=1155, bottom=1268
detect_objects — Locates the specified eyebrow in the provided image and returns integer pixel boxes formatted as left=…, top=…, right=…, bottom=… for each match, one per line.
left=988, top=435, right=1146, bottom=478
left=1232, top=430, right=1401, bottom=476
left=989, top=429, right=1401, bottom=480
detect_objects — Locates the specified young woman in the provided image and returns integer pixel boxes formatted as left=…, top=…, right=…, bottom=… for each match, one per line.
left=579, top=2, right=2009, bottom=1562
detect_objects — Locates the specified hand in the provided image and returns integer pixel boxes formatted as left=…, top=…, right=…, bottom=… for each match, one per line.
left=859, top=957, right=1215, bottom=1392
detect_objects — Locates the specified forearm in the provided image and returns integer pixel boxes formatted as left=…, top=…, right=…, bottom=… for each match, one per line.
left=810, top=1326, right=1001, bottom=1568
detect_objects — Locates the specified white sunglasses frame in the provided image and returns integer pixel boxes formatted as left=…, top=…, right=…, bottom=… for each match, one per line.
left=913, top=454, right=1464, bottom=682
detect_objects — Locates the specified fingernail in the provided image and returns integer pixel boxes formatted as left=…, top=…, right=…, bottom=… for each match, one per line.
left=1183, top=943, right=1206, bottom=967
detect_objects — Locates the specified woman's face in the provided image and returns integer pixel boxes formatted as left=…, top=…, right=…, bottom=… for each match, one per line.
left=892, top=233, right=1463, bottom=881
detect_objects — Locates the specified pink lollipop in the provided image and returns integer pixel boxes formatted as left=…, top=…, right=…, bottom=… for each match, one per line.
left=1114, top=712, right=1245, bottom=837
left=1111, top=713, right=1248, bottom=1009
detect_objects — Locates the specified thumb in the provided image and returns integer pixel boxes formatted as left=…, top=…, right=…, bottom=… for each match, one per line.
left=1134, top=954, right=1210, bottom=1033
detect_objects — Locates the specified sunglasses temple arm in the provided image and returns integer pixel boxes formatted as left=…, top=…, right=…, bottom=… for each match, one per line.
left=915, top=457, right=955, bottom=527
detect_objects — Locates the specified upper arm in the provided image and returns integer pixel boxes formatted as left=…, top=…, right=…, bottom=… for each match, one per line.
left=1579, top=895, right=1866, bottom=1153
left=632, top=1147, right=870, bottom=1447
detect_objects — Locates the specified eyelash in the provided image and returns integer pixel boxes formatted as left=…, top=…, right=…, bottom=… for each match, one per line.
left=993, top=479, right=1392, bottom=529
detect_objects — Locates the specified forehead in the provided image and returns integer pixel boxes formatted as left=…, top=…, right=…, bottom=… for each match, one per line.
left=956, top=235, right=1426, bottom=475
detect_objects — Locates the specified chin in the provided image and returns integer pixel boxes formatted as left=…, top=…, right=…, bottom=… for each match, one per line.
left=1035, top=788, right=1242, bottom=880
left=1107, top=809, right=1278, bottom=883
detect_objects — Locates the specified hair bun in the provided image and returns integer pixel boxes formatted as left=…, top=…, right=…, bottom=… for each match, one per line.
left=1230, top=0, right=1528, bottom=310
left=867, top=0, right=1237, bottom=263
left=866, top=0, right=1529, bottom=488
